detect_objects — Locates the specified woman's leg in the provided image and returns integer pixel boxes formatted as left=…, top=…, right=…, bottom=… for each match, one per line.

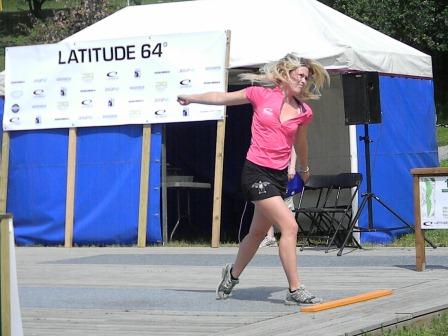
left=231, top=204, right=273, bottom=277
left=232, top=196, right=300, bottom=291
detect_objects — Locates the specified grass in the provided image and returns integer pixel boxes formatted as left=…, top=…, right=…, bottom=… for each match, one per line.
left=388, top=230, right=448, bottom=247
left=437, top=126, right=448, bottom=146
left=365, top=311, right=448, bottom=336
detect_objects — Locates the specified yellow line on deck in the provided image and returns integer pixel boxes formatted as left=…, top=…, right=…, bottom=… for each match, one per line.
left=300, top=289, right=393, bottom=313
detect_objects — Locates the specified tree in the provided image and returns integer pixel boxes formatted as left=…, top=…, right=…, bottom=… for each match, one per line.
left=322, top=0, right=448, bottom=121
left=27, top=0, right=119, bottom=44
left=325, top=0, right=447, bottom=53
left=26, top=0, right=48, bottom=18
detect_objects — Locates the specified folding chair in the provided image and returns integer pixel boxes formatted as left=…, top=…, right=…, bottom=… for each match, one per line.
left=295, top=173, right=363, bottom=252
left=295, top=174, right=339, bottom=249
left=324, top=173, right=363, bottom=253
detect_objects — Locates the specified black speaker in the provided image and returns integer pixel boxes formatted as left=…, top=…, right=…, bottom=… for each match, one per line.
left=342, top=72, right=381, bottom=125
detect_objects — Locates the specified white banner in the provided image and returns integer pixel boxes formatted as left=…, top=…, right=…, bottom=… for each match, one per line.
left=4, top=31, right=227, bottom=131
left=419, top=176, right=448, bottom=229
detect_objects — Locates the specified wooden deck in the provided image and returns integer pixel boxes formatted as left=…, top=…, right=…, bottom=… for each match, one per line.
left=15, top=246, right=448, bottom=336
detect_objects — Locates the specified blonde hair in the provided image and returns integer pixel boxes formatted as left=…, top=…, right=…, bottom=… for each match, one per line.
left=239, top=53, right=330, bottom=100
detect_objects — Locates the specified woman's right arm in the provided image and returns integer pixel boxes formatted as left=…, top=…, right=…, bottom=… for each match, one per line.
left=177, top=89, right=248, bottom=106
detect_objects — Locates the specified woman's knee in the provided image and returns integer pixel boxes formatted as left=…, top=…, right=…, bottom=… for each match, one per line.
left=280, top=222, right=298, bottom=237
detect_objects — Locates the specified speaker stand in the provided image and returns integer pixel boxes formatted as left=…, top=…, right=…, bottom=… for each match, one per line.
left=337, top=124, right=437, bottom=256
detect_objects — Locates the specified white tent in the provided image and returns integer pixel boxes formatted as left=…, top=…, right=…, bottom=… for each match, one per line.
left=66, top=0, right=432, bottom=78
left=1, top=0, right=438, bottom=244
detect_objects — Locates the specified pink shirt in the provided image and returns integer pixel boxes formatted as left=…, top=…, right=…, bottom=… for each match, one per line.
left=245, top=86, right=313, bottom=170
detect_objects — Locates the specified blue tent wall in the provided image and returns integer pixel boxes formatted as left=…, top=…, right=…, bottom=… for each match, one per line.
left=357, top=76, right=438, bottom=243
left=0, top=100, right=162, bottom=246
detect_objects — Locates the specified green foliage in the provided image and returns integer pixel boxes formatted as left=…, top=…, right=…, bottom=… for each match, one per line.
left=24, top=1, right=120, bottom=44
left=437, top=126, right=448, bottom=146
left=390, top=230, right=448, bottom=247
left=381, top=312, right=448, bottom=336
left=327, top=0, right=448, bottom=53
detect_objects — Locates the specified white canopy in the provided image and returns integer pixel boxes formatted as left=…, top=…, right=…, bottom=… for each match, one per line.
left=66, top=0, right=432, bottom=78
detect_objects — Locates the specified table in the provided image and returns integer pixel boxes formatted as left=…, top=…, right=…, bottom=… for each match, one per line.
left=165, top=176, right=211, bottom=240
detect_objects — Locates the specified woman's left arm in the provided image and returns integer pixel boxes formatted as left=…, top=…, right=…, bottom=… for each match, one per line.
left=294, top=124, right=310, bottom=182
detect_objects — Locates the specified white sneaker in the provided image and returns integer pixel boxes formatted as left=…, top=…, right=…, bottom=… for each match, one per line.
left=259, top=236, right=278, bottom=247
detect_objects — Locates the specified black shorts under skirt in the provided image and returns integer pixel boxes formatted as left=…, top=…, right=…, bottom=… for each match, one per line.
left=241, top=160, right=288, bottom=201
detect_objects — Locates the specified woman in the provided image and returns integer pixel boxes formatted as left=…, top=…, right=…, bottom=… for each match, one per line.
left=177, top=53, right=329, bottom=305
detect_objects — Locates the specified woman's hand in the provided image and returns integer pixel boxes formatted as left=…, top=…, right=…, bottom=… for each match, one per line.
left=177, top=95, right=191, bottom=106
left=299, top=170, right=310, bottom=183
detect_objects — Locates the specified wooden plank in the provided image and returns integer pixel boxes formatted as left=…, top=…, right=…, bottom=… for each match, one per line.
left=64, top=128, right=77, bottom=248
left=300, top=289, right=393, bottom=313
left=1, top=217, right=11, bottom=336
left=413, top=175, right=425, bottom=271
left=211, top=30, right=231, bottom=248
left=411, top=167, right=448, bottom=175
left=137, top=124, right=151, bottom=247
left=0, top=131, right=10, bottom=213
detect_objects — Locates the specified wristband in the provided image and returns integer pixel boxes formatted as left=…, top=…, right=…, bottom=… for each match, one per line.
left=299, top=166, right=310, bottom=173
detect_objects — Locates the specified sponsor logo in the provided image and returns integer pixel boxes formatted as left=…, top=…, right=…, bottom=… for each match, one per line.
left=35, top=116, right=42, bottom=124
left=11, top=104, right=20, bottom=113
left=130, top=85, right=145, bottom=90
left=33, top=89, right=45, bottom=97
left=154, top=109, right=166, bottom=116
left=33, top=78, right=47, bottom=83
left=78, top=115, right=93, bottom=120
left=179, top=68, right=194, bottom=73
left=32, top=104, right=47, bottom=109
left=105, top=87, right=119, bottom=92
left=60, top=87, right=67, bottom=96
left=129, top=110, right=142, bottom=118
left=134, top=69, right=142, bottom=78
left=81, top=99, right=93, bottom=107
left=106, top=71, right=118, bottom=79
left=154, top=97, right=169, bottom=103
left=56, top=77, right=71, bottom=82
left=205, top=66, right=222, bottom=71
left=128, top=99, right=144, bottom=103
left=9, top=117, right=20, bottom=124
left=57, top=101, right=69, bottom=110
left=263, top=107, right=274, bottom=115
left=200, top=109, right=223, bottom=114
left=423, top=221, right=448, bottom=228
left=10, top=90, right=23, bottom=99
left=80, top=89, right=96, bottom=93
left=10, top=80, right=25, bottom=84
left=54, top=117, right=69, bottom=121
left=179, top=79, right=192, bottom=87
left=203, top=81, right=221, bottom=85
left=154, top=70, right=170, bottom=75
left=107, top=98, right=115, bottom=107
left=81, top=73, right=94, bottom=82
left=155, top=81, right=167, bottom=91
left=102, top=114, right=117, bottom=119
left=182, top=107, right=189, bottom=116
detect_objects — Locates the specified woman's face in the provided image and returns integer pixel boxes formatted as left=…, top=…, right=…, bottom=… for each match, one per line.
left=288, top=66, right=309, bottom=95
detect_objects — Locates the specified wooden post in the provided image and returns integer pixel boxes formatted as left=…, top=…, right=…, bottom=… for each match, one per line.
left=137, top=124, right=151, bottom=247
left=65, top=128, right=77, bottom=248
left=0, top=214, right=12, bottom=336
left=411, top=167, right=448, bottom=272
left=0, top=132, right=10, bottom=213
left=413, top=173, right=425, bottom=271
left=211, top=31, right=231, bottom=248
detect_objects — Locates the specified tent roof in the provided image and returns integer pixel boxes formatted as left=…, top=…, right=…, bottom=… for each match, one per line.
left=66, top=0, right=432, bottom=78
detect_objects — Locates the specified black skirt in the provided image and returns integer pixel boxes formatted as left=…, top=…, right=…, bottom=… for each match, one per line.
left=241, top=160, right=288, bottom=201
